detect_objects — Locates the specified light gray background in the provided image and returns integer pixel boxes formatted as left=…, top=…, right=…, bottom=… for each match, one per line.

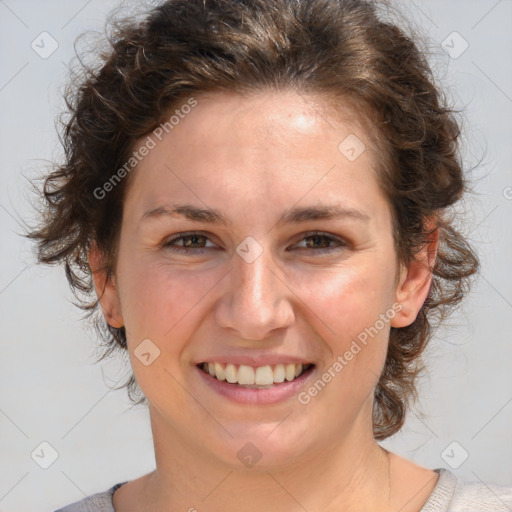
left=1, top=1, right=511, bottom=511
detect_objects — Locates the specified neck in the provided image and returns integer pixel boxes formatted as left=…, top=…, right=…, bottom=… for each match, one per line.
left=138, top=406, right=393, bottom=512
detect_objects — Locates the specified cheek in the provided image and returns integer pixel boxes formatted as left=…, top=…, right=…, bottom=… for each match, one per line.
left=293, top=264, right=396, bottom=419
left=118, top=259, right=222, bottom=341
left=294, top=258, right=396, bottom=398
left=294, top=258, right=397, bottom=342
left=115, top=259, right=225, bottom=406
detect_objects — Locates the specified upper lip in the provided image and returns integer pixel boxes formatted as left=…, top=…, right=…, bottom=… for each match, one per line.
left=194, top=355, right=314, bottom=367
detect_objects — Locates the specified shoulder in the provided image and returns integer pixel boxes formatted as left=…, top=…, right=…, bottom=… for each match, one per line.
left=53, top=482, right=126, bottom=512
left=421, top=468, right=512, bottom=512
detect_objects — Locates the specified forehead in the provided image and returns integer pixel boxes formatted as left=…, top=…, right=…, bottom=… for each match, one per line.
left=166, top=89, right=372, bottom=157
left=123, top=90, right=389, bottom=227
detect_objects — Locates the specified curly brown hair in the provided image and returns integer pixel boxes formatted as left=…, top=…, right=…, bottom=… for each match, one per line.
left=28, top=0, right=479, bottom=440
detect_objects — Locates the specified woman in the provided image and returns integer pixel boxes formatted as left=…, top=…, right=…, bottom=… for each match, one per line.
left=29, top=0, right=512, bottom=510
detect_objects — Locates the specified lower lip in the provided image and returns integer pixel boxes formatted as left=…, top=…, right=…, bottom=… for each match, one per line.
left=195, top=365, right=316, bottom=405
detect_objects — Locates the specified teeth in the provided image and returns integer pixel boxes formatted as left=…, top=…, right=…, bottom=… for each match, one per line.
left=273, top=364, right=285, bottom=383
left=202, top=362, right=311, bottom=385
left=285, top=363, right=296, bottom=381
left=214, top=362, right=226, bottom=381
left=238, top=365, right=255, bottom=385
left=255, top=365, right=273, bottom=385
left=225, top=363, right=237, bottom=383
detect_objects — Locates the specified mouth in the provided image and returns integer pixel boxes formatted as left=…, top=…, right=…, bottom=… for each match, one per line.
left=196, top=361, right=315, bottom=389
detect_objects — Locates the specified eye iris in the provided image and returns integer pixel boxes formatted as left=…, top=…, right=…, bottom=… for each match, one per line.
left=183, top=235, right=205, bottom=247
left=306, top=235, right=330, bottom=249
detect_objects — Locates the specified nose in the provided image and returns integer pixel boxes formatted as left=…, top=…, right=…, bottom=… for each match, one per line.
left=214, top=244, right=295, bottom=341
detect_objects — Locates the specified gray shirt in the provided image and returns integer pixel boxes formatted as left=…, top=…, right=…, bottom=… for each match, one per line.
left=54, top=468, right=512, bottom=511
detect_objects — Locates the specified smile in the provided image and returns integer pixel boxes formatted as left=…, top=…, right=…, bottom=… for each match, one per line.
left=197, top=362, right=314, bottom=388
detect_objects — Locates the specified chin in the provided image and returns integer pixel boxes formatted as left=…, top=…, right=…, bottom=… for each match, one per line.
left=202, top=420, right=317, bottom=472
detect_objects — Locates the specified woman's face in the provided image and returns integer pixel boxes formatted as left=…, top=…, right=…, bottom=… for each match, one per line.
left=94, top=90, right=430, bottom=469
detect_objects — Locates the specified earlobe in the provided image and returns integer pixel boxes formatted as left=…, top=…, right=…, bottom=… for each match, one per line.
left=88, top=242, right=124, bottom=329
left=390, top=224, right=439, bottom=328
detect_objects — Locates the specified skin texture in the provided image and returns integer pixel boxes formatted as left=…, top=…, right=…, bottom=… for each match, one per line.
left=89, top=90, right=439, bottom=512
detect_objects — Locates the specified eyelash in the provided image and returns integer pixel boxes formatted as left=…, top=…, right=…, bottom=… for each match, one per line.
left=162, top=231, right=348, bottom=255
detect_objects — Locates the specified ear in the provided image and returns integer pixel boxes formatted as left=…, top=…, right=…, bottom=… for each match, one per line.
left=390, top=221, right=439, bottom=328
left=88, top=241, right=124, bottom=329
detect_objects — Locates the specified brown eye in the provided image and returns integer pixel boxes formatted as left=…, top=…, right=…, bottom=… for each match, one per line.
left=292, top=232, right=347, bottom=254
left=163, top=232, right=216, bottom=253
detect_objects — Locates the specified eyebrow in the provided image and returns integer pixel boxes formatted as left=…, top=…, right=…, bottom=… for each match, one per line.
left=141, top=203, right=370, bottom=226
